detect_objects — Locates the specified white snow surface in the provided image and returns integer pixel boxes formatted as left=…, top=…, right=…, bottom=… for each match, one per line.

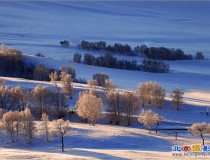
left=1, top=1, right=210, bottom=159
left=0, top=122, right=210, bottom=160
left=0, top=1, right=210, bottom=58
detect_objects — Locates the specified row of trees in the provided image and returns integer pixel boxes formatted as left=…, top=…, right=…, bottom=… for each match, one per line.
left=0, top=109, right=70, bottom=151
left=78, top=41, right=203, bottom=60
left=1, top=108, right=209, bottom=150
left=143, top=47, right=193, bottom=60
left=142, top=59, right=169, bottom=73
left=79, top=40, right=133, bottom=55
left=74, top=52, right=169, bottom=73
left=0, top=44, right=35, bottom=79
left=0, top=71, right=73, bottom=118
left=76, top=79, right=184, bottom=126
left=0, top=44, right=82, bottom=83
left=0, top=108, right=35, bottom=144
left=33, top=65, right=76, bottom=82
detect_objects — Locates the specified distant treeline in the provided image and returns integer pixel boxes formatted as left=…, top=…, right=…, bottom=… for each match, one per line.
left=0, top=44, right=86, bottom=84
left=73, top=52, right=169, bottom=73
left=79, top=40, right=204, bottom=60
left=0, top=44, right=35, bottom=79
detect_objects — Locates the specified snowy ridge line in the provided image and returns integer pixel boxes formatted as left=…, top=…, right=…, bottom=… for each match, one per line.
left=1, top=76, right=210, bottom=107
left=183, top=97, right=210, bottom=104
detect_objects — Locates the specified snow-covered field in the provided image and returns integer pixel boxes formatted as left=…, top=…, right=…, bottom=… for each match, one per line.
left=1, top=1, right=210, bottom=159
left=1, top=122, right=210, bottom=160
left=0, top=1, right=210, bottom=59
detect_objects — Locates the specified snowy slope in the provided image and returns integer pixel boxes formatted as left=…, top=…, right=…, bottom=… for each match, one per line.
left=24, top=55, right=210, bottom=93
left=0, top=1, right=210, bottom=59
left=1, top=1, right=210, bottom=159
left=1, top=122, right=210, bottom=160
left=2, top=76, right=210, bottom=124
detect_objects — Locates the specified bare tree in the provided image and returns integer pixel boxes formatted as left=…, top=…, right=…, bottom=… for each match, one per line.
left=13, top=111, right=21, bottom=141
left=60, top=71, right=73, bottom=99
left=104, top=79, right=116, bottom=92
left=49, top=72, right=67, bottom=118
left=0, top=85, right=11, bottom=109
left=76, top=91, right=103, bottom=125
left=138, top=81, right=165, bottom=108
left=93, top=73, right=109, bottom=87
left=190, top=123, right=210, bottom=145
left=33, top=85, right=50, bottom=117
left=106, top=90, right=122, bottom=125
left=49, top=71, right=59, bottom=84
left=20, top=108, right=35, bottom=144
left=152, top=82, right=165, bottom=109
left=138, top=81, right=153, bottom=107
left=51, top=119, right=70, bottom=152
left=0, top=108, right=6, bottom=119
left=0, top=78, right=5, bottom=86
left=171, top=88, right=184, bottom=110
left=122, top=91, right=139, bottom=126
left=48, top=89, right=67, bottom=118
left=138, top=109, right=163, bottom=133
left=41, top=113, right=50, bottom=141
left=60, top=66, right=76, bottom=81
left=87, top=79, right=98, bottom=88
left=10, top=86, right=29, bottom=110
left=138, top=83, right=147, bottom=107
left=1, top=111, right=16, bottom=142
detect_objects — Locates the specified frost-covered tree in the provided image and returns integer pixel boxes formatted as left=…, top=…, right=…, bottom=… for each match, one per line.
left=60, top=71, right=73, bottom=99
left=20, top=108, right=35, bottom=144
left=0, top=78, right=5, bottom=86
left=51, top=119, right=70, bottom=152
left=1, top=111, right=16, bottom=142
left=138, top=83, right=147, bottom=107
left=87, top=79, right=98, bottom=88
left=138, top=81, right=165, bottom=108
left=13, top=111, right=21, bottom=141
left=171, top=88, right=184, bottom=110
left=0, top=85, right=11, bottom=109
left=93, top=73, right=109, bottom=87
left=60, top=66, right=76, bottom=81
left=190, top=123, right=210, bottom=145
left=33, top=85, right=50, bottom=117
left=33, top=64, right=50, bottom=81
left=0, top=108, right=6, bottom=119
left=1, top=44, right=7, bottom=55
left=49, top=71, right=59, bottom=83
left=122, top=91, right=139, bottom=126
left=152, top=82, right=165, bottom=108
left=41, top=113, right=50, bottom=141
left=10, top=86, right=29, bottom=110
left=1, top=111, right=21, bottom=142
left=138, top=82, right=153, bottom=107
left=106, top=90, right=122, bottom=125
left=76, top=91, right=103, bottom=125
left=50, top=72, right=67, bottom=118
left=104, top=79, right=116, bottom=92
left=138, top=109, right=163, bottom=133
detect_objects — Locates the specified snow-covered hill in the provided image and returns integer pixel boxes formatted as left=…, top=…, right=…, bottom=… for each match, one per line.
left=0, top=1, right=210, bottom=59
left=1, top=122, right=209, bottom=160
left=1, top=1, right=210, bottom=159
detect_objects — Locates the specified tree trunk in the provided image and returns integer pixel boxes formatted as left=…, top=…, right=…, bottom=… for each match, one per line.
left=200, top=134, right=204, bottom=145
left=149, top=128, right=151, bottom=134
left=61, top=136, right=64, bottom=152
left=175, top=131, right=178, bottom=139
left=16, top=126, right=19, bottom=141
left=155, top=123, right=159, bottom=134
